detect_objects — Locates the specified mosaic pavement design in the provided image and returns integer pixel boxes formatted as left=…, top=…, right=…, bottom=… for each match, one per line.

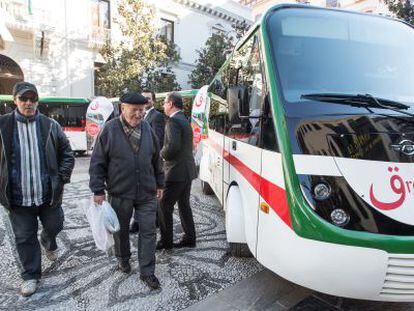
left=0, top=159, right=263, bottom=311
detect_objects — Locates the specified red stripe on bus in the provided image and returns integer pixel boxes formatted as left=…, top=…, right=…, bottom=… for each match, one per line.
left=207, top=138, right=292, bottom=228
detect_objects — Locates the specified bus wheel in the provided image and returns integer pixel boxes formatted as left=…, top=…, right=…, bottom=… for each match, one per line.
left=229, top=242, right=252, bottom=257
left=201, top=180, right=214, bottom=195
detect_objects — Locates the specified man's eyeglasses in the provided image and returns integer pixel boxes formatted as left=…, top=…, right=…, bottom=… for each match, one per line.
left=18, top=96, right=38, bottom=103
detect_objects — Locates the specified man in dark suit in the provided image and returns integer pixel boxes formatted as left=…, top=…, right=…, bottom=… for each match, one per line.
left=156, top=92, right=197, bottom=250
left=130, top=90, right=165, bottom=233
left=143, top=90, right=165, bottom=148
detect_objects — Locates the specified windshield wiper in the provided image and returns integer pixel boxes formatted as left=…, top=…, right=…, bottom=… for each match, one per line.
left=301, top=93, right=414, bottom=118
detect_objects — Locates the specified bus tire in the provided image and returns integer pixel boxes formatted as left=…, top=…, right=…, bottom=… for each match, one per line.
left=201, top=180, right=214, bottom=195
left=229, top=242, right=252, bottom=257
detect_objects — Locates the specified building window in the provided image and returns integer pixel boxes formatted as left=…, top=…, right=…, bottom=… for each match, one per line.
left=212, top=23, right=225, bottom=35
left=159, top=18, right=174, bottom=42
left=90, top=0, right=110, bottom=47
left=91, top=0, right=110, bottom=29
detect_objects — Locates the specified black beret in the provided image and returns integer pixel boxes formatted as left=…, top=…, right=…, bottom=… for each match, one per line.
left=119, top=92, right=148, bottom=105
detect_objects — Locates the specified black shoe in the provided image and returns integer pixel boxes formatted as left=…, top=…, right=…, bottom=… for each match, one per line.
left=117, top=260, right=131, bottom=273
left=156, top=241, right=172, bottom=250
left=129, top=222, right=139, bottom=234
left=140, top=274, right=160, bottom=290
left=173, top=239, right=196, bottom=248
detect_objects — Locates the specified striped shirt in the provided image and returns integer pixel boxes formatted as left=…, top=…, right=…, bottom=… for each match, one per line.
left=15, top=115, right=44, bottom=206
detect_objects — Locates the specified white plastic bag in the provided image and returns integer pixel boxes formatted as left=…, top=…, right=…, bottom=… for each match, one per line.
left=101, top=201, right=120, bottom=233
left=82, top=198, right=119, bottom=252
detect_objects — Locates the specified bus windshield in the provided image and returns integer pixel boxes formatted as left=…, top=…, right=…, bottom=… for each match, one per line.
left=267, top=8, right=414, bottom=105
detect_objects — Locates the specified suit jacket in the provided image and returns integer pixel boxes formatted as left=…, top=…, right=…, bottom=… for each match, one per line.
left=145, top=108, right=165, bottom=148
left=161, top=111, right=197, bottom=182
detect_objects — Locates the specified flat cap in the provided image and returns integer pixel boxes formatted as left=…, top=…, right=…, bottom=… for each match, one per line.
left=119, top=92, right=148, bottom=105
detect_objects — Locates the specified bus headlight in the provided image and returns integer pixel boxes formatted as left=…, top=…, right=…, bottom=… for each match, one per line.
left=330, top=208, right=350, bottom=227
left=313, top=183, right=331, bottom=200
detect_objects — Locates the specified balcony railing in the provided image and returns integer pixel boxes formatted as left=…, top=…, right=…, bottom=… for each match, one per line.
left=0, top=0, right=53, bottom=32
left=88, top=27, right=111, bottom=48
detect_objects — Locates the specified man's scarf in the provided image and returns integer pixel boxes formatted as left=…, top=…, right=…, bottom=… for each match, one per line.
left=120, top=116, right=141, bottom=154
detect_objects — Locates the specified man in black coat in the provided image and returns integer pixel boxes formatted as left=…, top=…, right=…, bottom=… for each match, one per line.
left=157, top=92, right=197, bottom=250
left=89, top=92, right=164, bottom=290
left=129, top=90, right=165, bottom=233
left=0, top=82, right=75, bottom=296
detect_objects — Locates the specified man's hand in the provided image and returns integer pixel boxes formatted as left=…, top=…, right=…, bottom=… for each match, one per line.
left=156, top=189, right=164, bottom=201
left=94, top=195, right=105, bottom=205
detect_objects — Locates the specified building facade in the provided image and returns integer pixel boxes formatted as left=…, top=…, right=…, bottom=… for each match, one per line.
left=0, top=0, right=251, bottom=97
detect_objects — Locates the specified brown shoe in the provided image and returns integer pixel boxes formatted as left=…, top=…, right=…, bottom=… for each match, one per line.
left=140, top=274, right=160, bottom=290
left=117, top=260, right=131, bottom=273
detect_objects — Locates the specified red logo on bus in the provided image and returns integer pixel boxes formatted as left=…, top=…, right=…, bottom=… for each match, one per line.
left=90, top=102, right=99, bottom=111
left=195, top=96, right=204, bottom=108
left=369, top=166, right=410, bottom=210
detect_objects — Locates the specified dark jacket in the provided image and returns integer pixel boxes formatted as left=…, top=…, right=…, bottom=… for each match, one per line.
left=145, top=108, right=165, bottom=148
left=161, top=111, right=197, bottom=182
left=89, top=118, right=164, bottom=200
left=0, top=111, right=75, bottom=210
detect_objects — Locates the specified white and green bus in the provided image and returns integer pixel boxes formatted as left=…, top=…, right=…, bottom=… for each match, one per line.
left=197, top=4, right=414, bottom=301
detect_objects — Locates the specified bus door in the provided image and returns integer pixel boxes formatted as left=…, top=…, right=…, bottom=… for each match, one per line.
left=206, top=92, right=228, bottom=204
left=225, top=32, right=264, bottom=254
left=227, top=104, right=262, bottom=254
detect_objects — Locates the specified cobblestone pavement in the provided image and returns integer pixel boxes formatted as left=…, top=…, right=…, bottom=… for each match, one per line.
left=0, top=157, right=263, bottom=311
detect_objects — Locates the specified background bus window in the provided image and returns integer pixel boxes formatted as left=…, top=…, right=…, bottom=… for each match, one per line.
left=38, top=102, right=87, bottom=129
left=226, top=33, right=264, bottom=147
left=39, top=103, right=65, bottom=126
left=66, top=105, right=87, bottom=128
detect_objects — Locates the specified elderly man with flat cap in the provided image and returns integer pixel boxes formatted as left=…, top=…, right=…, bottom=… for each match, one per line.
left=89, top=91, right=164, bottom=290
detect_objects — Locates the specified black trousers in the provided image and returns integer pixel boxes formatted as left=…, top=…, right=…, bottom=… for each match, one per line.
left=8, top=204, right=64, bottom=280
left=158, top=180, right=196, bottom=246
left=109, top=196, right=157, bottom=276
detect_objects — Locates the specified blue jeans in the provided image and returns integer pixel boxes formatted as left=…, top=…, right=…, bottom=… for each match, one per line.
left=9, top=204, right=64, bottom=280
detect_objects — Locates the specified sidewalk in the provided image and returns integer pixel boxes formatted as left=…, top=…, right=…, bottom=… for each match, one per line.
left=186, top=270, right=312, bottom=311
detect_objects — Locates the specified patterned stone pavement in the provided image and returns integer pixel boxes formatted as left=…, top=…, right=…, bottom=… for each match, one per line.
left=0, top=157, right=263, bottom=311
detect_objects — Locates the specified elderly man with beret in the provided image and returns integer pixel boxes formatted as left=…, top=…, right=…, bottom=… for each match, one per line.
left=89, top=91, right=164, bottom=289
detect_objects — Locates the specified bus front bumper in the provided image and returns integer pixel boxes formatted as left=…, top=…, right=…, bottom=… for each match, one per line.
left=256, top=208, right=414, bottom=302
